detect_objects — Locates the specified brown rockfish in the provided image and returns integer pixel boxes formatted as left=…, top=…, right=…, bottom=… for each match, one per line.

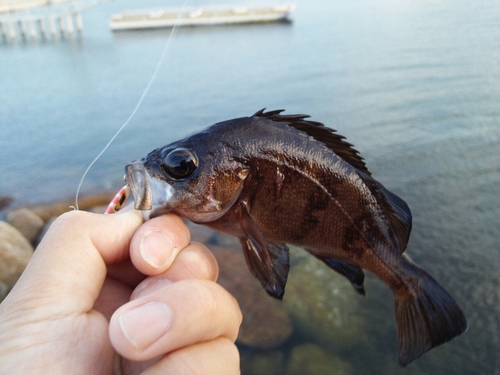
left=125, top=109, right=467, bottom=366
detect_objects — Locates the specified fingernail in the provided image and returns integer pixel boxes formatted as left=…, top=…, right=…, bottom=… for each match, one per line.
left=119, top=302, right=172, bottom=351
left=140, top=230, right=174, bottom=268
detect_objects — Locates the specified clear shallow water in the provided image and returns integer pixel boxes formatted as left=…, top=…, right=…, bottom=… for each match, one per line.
left=1, top=0, right=499, bottom=374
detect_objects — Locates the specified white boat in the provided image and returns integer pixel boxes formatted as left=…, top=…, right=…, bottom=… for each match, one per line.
left=109, top=3, right=295, bottom=31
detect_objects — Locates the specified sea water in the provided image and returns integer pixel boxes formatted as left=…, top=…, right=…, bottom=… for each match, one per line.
left=1, top=0, right=499, bottom=374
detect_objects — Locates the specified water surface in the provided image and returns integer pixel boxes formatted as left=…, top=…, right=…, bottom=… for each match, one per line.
left=1, top=0, right=499, bottom=374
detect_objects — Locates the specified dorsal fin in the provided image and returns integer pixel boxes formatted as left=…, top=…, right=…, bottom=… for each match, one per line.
left=253, top=109, right=371, bottom=175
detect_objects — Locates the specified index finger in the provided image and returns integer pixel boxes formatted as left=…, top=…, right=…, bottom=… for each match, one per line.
left=8, top=209, right=144, bottom=316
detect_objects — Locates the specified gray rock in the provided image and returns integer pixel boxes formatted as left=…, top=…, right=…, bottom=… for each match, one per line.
left=240, top=349, right=285, bottom=375
left=210, top=245, right=293, bottom=349
left=0, top=221, right=34, bottom=292
left=282, top=246, right=365, bottom=349
left=5, top=208, right=44, bottom=244
left=285, top=343, right=353, bottom=375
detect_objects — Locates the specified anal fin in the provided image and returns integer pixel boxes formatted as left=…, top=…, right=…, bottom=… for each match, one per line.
left=317, top=256, right=366, bottom=295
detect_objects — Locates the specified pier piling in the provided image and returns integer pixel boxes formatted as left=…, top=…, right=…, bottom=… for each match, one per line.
left=8, top=20, right=16, bottom=41
left=65, top=13, right=74, bottom=35
left=0, top=0, right=108, bottom=44
left=37, top=18, right=46, bottom=39
left=56, top=15, right=64, bottom=37
left=17, top=19, right=26, bottom=40
left=75, top=12, right=83, bottom=32
left=28, top=18, right=36, bottom=40
left=47, top=15, right=57, bottom=39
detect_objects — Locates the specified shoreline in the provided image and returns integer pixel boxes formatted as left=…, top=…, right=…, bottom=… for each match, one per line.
left=0, top=190, right=117, bottom=220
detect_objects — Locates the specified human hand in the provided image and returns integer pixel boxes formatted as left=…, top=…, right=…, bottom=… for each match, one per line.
left=0, top=208, right=242, bottom=374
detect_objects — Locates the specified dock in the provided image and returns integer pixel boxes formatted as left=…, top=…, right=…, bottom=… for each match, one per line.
left=0, top=0, right=107, bottom=43
left=109, top=4, right=295, bottom=31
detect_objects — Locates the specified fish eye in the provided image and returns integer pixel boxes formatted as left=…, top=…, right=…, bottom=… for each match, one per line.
left=162, top=148, right=198, bottom=180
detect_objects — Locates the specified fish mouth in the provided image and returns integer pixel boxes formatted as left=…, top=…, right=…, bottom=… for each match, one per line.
left=125, top=161, right=173, bottom=219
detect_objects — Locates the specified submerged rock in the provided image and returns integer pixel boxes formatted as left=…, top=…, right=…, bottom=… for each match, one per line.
left=240, top=349, right=286, bottom=375
left=5, top=208, right=44, bottom=245
left=0, top=221, right=34, bottom=298
left=210, top=245, right=293, bottom=349
left=282, top=246, right=365, bottom=349
left=285, top=343, right=353, bottom=375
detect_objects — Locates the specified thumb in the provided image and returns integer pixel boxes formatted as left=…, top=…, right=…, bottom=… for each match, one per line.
left=3, top=209, right=143, bottom=317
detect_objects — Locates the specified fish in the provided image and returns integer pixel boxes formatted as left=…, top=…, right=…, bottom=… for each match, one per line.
left=124, top=109, right=467, bottom=366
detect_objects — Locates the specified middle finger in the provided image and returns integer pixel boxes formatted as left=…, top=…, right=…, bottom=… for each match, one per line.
left=109, top=279, right=242, bottom=361
left=130, top=241, right=219, bottom=300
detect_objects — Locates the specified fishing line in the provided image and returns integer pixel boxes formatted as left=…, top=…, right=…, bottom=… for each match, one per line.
left=73, top=0, right=189, bottom=210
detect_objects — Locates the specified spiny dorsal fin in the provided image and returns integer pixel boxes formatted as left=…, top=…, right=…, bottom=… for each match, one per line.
left=253, top=108, right=371, bottom=175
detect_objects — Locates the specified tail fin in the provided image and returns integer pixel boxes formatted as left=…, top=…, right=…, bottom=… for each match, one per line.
left=394, top=261, right=468, bottom=367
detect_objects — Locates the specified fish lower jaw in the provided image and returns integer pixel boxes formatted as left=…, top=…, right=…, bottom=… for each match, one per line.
left=147, top=205, right=172, bottom=220
left=139, top=209, right=153, bottom=221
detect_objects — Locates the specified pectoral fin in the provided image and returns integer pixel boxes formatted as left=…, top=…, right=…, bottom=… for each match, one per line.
left=238, top=201, right=290, bottom=299
left=318, top=256, right=366, bottom=295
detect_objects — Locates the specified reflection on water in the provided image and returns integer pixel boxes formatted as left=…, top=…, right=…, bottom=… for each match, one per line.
left=1, top=0, right=499, bottom=373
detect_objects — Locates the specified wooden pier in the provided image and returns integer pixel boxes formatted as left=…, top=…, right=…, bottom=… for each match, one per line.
left=0, top=12, right=83, bottom=42
left=0, top=0, right=105, bottom=42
